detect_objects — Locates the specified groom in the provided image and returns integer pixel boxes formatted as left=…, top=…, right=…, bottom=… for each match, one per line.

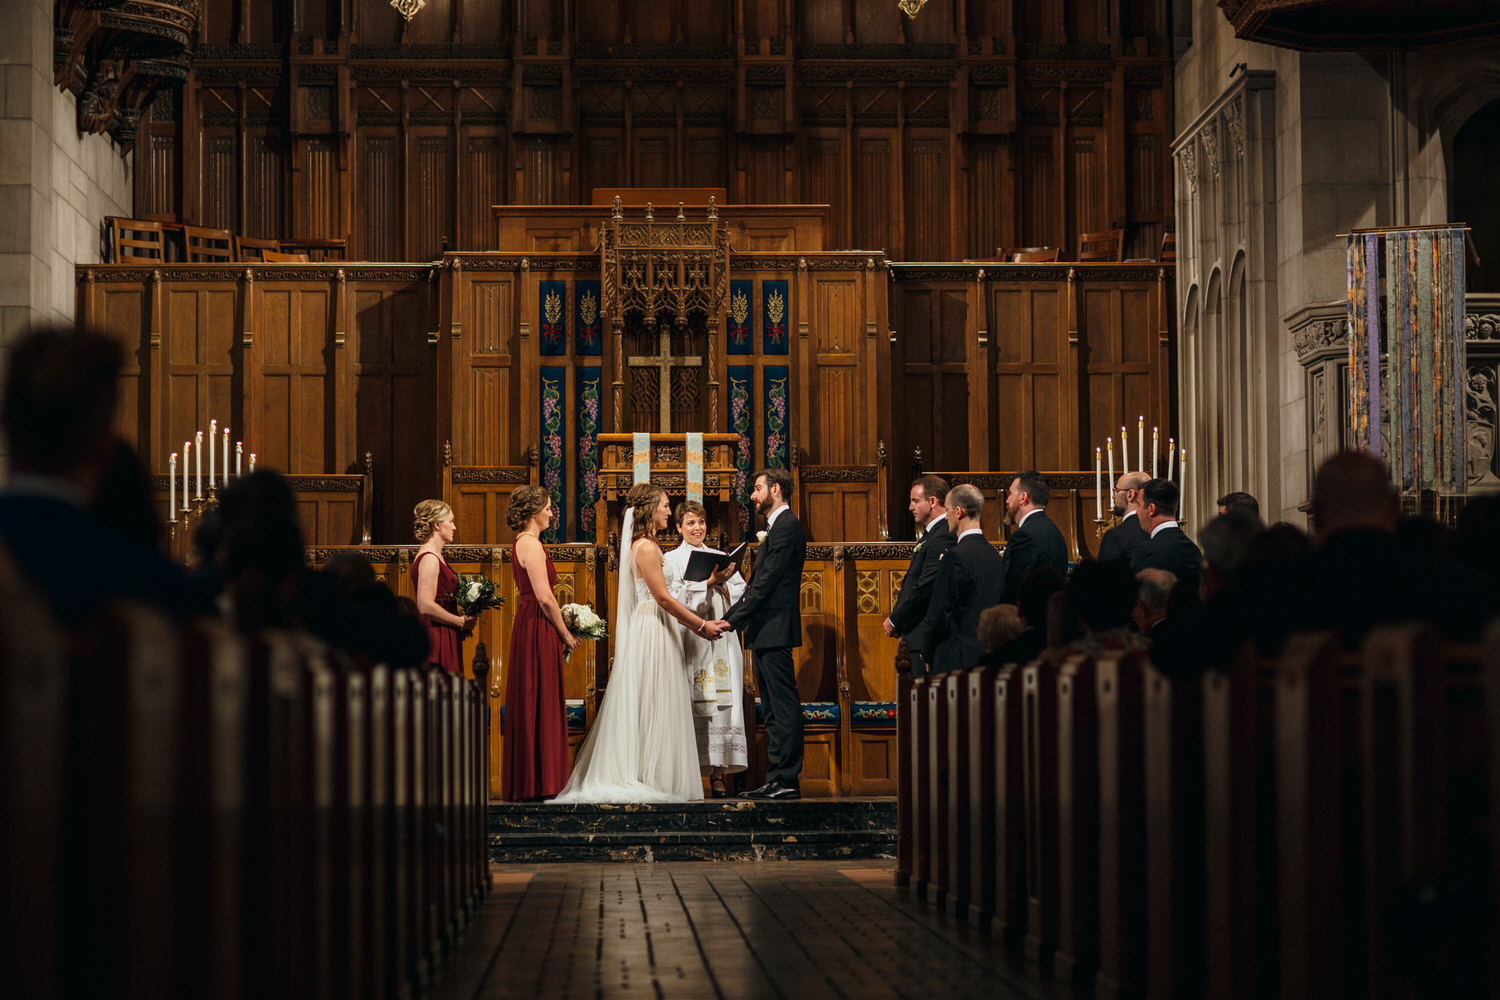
left=722, top=468, right=807, bottom=800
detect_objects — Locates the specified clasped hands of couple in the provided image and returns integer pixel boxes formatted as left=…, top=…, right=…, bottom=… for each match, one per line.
left=696, top=561, right=738, bottom=642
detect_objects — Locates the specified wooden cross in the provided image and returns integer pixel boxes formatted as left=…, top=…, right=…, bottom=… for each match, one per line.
left=627, top=325, right=701, bottom=432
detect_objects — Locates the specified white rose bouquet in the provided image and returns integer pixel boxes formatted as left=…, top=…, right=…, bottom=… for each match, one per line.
left=560, top=602, right=608, bottom=661
left=454, top=573, right=503, bottom=617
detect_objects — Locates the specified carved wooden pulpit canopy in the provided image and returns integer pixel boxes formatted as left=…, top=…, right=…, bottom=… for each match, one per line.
left=600, top=197, right=731, bottom=431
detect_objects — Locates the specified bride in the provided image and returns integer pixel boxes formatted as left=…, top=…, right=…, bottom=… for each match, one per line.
left=551, top=482, right=728, bottom=803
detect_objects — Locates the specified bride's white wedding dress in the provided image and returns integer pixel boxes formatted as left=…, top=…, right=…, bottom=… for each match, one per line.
left=551, top=526, right=704, bottom=803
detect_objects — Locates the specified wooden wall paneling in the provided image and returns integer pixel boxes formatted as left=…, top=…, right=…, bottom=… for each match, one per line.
left=248, top=274, right=335, bottom=473
left=448, top=261, right=518, bottom=467
left=1067, top=123, right=1107, bottom=255
left=85, top=280, right=152, bottom=450
left=247, top=130, right=286, bottom=240
left=989, top=276, right=1070, bottom=470
left=1020, top=123, right=1057, bottom=250
left=686, top=131, right=729, bottom=192
left=164, top=280, right=241, bottom=464
left=801, top=132, right=845, bottom=250
left=854, top=131, right=895, bottom=254
left=459, top=130, right=504, bottom=251
left=412, top=130, right=455, bottom=261
left=203, top=129, right=239, bottom=233
left=904, top=132, right=951, bottom=262
left=357, top=130, right=401, bottom=262
left=299, top=136, right=343, bottom=244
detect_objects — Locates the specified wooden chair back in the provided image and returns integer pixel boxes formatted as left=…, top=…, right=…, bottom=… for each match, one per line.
left=261, top=249, right=312, bottom=263
left=1079, top=229, right=1126, bottom=262
left=1011, top=246, right=1060, bottom=263
left=184, top=226, right=235, bottom=263
left=1160, top=232, right=1177, bottom=262
left=108, top=217, right=166, bottom=262
left=235, top=236, right=280, bottom=262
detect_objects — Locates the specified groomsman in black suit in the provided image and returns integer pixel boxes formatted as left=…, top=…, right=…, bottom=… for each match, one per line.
left=1130, top=478, right=1203, bottom=594
left=921, top=484, right=1005, bottom=673
left=999, top=470, right=1070, bottom=604
left=725, top=468, right=808, bottom=800
left=1097, top=470, right=1150, bottom=564
left=883, top=475, right=954, bottom=676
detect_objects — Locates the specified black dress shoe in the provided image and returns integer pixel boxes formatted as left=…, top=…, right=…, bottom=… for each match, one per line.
left=744, top=781, right=800, bottom=800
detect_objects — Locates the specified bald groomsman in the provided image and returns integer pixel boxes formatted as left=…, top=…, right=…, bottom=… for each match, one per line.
left=1097, top=470, right=1150, bottom=564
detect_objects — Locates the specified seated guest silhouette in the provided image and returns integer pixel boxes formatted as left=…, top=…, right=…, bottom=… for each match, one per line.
left=0, top=324, right=186, bottom=620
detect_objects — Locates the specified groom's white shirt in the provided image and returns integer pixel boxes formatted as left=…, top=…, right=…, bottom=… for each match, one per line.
left=765, top=503, right=789, bottom=532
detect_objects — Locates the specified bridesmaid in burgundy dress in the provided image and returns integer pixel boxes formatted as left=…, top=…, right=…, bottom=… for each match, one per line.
left=411, top=499, right=475, bottom=674
left=503, top=485, right=577, bottom=801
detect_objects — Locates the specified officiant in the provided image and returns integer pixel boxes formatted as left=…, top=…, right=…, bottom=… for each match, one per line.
left=665, top=500, right=748, bottom=798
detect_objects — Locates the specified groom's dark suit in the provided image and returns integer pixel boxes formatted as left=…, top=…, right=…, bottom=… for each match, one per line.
left=887, top=517, right=954, bottom=677
left=726, top=506, right=807, bottom=789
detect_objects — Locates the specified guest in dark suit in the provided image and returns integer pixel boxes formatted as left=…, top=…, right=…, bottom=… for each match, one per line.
left=884, top=474, right=954, bottom=676
left=1132, top=568, right=1177, bottom=638
left=1130, top=477, right=1203, bottom=594
left=1097, top=470, right=1150, bottom=564
left=1216, top=490, right=1260, bottom=518
left=999, top=470, right=1070, bottom=604
left=921, top=484, right=1005, bottom=672
left=724, top=468, right=807, bottom=799
left=0, top=324, right=187, bottom=621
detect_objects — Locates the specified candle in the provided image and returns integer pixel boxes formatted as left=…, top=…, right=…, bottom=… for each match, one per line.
left=236, top=441, right=243, bottom=477
left=208, top=419, right=216, bottom=486
left=249, top=452, right=256, bottom=473
left=182, top=440, right=191, bottom=510
left=1094, top=447, right=1103, bottom=519
left=169, top=452, right=177, bottom=520
left=1120, top=425, right=1128, bottom=473
left=1152, top=426, right=1159, bottom=478
left=195, top=430, right=203, bottom=499
left=1138, top=416, right=1145, bottom=472
left=222, top=428, right=230, bottom=485
left=1180, top=448, right=1188, bottom=519
left=1106, top=436, right=1114, bottom=488
left=1167, top=438, right=1176, bottom=480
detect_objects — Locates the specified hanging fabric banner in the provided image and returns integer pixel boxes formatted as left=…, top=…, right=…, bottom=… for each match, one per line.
left=539, top=281, right=566, bottom=356
left=762, top=280, right=789, bottom=355
left=685, top=432, right=705, bottom=504
left=575, top=281, right=602, bottom=356
left=1365, top=233, right=1381, bottom=459
left=1347, top=236, right=1370, bottom=452
left=577, top=368, right=602, bottom=540
left=539, top=367, right=566, bottom=541
left=728, top=366, right=754, bottom=532
left=764, top=366, right=790, bottom=469
left=1449, top=227, right=1468, bottom=490
left=633, top=431, right=651, bottom=484
left=727, top=280, right=754, bottom=355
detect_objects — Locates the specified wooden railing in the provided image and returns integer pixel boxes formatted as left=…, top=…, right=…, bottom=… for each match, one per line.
left=0, top=576, right=491, bottom=997
left=898, top=623, right=1498, bottom=998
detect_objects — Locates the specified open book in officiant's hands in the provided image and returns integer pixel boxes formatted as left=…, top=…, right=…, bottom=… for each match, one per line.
left=682, top=542, right=748, bottom=583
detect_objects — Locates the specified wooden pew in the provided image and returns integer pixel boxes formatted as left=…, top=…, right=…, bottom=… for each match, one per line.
left=908, top=677, right=932, bottom=896
left=965, top=665, right=998, bottom=931
left=993, top=664, right=1028, bottom=945
left=365, top=665, right=393, bottom=1000
left=1360, top=624, right=1488, bottom=998
left=1201, top=648, right=1278, bottom=1000
left=896, top=674, right=915, bottom=886
left=1053, top=654, right=1099, bottom=985
left=926, top=676, right=951, bottom=899
left=335, top=666, right=369, bottom=1000
left=1022, top=658, right=1061, bottom=967
left=943, top=671, right=973, bottom=918
left=1274, top=631, right=1357, bottom=1000
left=0, top=561, right=68, bottom=1000
left=1142, top=662, right=1205, bottom=1000
left=1094, top=652, right=1146, bottom=1000
left=388, top=668, right=415, bottom=996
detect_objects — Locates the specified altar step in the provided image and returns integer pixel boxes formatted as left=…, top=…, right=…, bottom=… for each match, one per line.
left=488, top=797, right=897, bottom=863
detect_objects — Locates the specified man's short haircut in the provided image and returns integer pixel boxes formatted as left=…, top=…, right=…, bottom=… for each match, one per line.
left=1135, top=568, right=1178, bottom=612
left=911, top=474, right=950, bottom=505
left=1, top=324, right=121, bottom=473
left=1141, top=477, right=1181, bottom=517
left=1216, top=491, right=1260, bottom=517
left=1012, top=470, right=1052, bottom=508
left=674, top=499, right=707, bottom=525
left=947, top=483, right=985, bottom=521
left=1198, top=509, right=1264, bottom=573
left=754, top=467, right=794, bottom=503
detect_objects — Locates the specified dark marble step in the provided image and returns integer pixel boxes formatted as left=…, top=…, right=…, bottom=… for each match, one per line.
left=488, top=797, right=897, bottom=862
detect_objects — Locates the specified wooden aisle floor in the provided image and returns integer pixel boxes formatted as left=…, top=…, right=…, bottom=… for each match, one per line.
left=430, top=860, right=1080, bottom=1000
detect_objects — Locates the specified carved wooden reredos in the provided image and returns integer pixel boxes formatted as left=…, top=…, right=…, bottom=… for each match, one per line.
left=601, top=197, right=731, bottom=431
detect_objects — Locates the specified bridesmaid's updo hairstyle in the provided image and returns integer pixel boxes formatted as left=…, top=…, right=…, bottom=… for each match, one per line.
left=412, top=499, right=452, bottom=543
left=625, top=482, right=666, bottom=542
left=506, top=484, right=551, bottom=532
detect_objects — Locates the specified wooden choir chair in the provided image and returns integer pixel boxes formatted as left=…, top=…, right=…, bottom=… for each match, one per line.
left=184, top=226, right=234, bottom=263
left=1010, top=246, right=1060, bottom=263
left=1160, top=232, right=1177, bottom=262
left=261, top=248, right=312, bottom=262
left=235, top=236, right=280, bottom=262
left=1078, top=229, right=1126, bottom=262
left=107, top=216, right=166, bottom=262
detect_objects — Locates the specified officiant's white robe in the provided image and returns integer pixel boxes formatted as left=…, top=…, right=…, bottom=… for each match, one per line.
left=666, top=541, right=749, bottom=773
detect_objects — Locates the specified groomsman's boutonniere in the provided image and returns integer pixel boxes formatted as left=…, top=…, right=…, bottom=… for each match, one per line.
left=913, top=538, right=926, bottom=554
left=756, top=530, right=768, bottom=543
